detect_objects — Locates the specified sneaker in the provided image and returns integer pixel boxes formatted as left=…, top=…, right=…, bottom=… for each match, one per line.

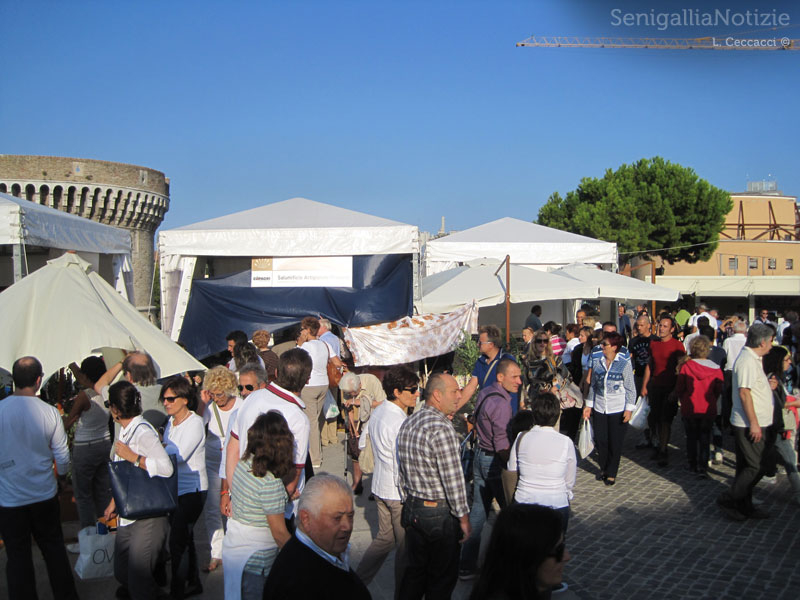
left=66, top=542, right=80, bottom=554
left=713, top=451, right=723, bottom=465
left=751, top=496, right=765, bottom=506
left=762, top=475, right=777, bottom=485
left=458, top=569, right=478, bottom=581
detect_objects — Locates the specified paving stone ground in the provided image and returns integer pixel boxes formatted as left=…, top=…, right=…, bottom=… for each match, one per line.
left=4, top=422, right=800, bottom=599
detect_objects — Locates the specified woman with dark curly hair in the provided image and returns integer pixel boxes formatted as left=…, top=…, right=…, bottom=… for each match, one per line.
left=161, top=376, right=208, bottom=599
left=469, top=503, right=571, bottom=600
left=223, top=411, right=294, bottom=600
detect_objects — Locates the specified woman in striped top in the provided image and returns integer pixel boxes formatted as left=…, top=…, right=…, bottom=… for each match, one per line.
left=222, top=411, right=294, bottom=600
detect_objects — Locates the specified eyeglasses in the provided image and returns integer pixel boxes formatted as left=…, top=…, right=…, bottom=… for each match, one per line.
left=478, top=340, right=492, bottom=345
left=548, top=541, right=566, bottom=562
left=535, top=338, right=549, bottom=344
left=162, top=395, right=180, bottom=403
left=237, top=384, right=255, bottom=392
left=210, top=391, right=228, bottom=399
left=403, top=386, right=419, bottom=394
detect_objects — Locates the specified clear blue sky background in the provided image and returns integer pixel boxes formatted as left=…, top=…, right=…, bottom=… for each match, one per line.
left=2, top=0, right=797, bottom=237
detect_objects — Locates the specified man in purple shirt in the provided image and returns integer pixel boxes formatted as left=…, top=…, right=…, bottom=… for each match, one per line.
left=459, top=359, right=522, bottom=579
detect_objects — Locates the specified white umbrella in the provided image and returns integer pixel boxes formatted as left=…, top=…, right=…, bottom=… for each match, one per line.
left=417, top=259, right=598, bottom=314
left=0, top=253, right=204, bottom=378
left=551, top=263, right=679, bottom=302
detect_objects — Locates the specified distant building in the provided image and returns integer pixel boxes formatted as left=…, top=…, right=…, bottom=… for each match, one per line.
left=647, top=182, right=799, bottom=319
left=0, top=155, right=169, bottom=311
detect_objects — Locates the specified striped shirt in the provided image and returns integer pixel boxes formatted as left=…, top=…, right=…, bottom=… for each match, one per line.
left=231, top=459, right=288, bottom=575
left=396, top=404, right=468, bottom=518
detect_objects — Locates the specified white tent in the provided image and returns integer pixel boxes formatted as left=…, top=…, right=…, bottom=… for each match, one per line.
left=551, top=263, right=680, bottom=302
left=0, top=192, right=133, bottom=299
left=417, top=259, right=598, bottom=314
left=424, top=217, right=617, bottom=276
left=158, top=198, right=420, bottom=340
left=0, top=253, right=204, bottom=378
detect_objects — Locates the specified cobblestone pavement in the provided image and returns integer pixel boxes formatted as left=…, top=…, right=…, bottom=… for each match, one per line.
left=4, top=423, right=800, bottom=599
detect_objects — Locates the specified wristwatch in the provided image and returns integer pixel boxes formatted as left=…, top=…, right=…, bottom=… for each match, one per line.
left=134, top=455, right=142, bottom=468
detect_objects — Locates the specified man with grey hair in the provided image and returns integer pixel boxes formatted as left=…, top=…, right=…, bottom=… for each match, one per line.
left=319, top=317, right=342, bottom=358
left=396, top=372, right=469, bottom=598
left=262, top=473, right=370, bottom=598
left=95, top=351, right=166, bottom=429
left=718, top=323, right=775, bottom=521
left=236, top=362, right=268, bottom=399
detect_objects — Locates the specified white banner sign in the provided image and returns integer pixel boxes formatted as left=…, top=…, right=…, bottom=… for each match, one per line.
left=251, top=256, right=353, bottom=288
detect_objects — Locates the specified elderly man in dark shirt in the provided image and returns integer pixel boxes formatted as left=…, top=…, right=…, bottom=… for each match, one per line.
left=459, top=359, right=522, bottom=579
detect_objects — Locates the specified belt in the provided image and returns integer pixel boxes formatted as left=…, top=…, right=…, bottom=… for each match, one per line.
left=73, top=438, right=111, bottom=446
left=476, top=447, right=495, bottom=456
left=407, top=496, right=446, bottom=508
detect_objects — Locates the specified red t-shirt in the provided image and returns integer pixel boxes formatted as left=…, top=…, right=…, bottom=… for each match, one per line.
left=649, top=337, right=685, bottom=389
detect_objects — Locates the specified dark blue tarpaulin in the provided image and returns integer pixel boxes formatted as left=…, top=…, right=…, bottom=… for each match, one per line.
left=179, top=254, right=412, bottom=359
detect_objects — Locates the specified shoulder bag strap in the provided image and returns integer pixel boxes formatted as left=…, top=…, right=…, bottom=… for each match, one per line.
left=266, top=383, right=304, bottom=409
left=481, top=355, right=502, bottom=387
left=211, top=402, right=225, bottom=449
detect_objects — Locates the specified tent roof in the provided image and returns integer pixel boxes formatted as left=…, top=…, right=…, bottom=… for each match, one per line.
left=425, top=217, right=617, bottom=266
left=160, top=197, right=419, bottom=257
left=418, top=259, right=598, bottom=314
left=0, top=253, right=203, bottom=378
left=551, top=263, right=680, bottom=302
left=0, top=192, right=131, bottom=254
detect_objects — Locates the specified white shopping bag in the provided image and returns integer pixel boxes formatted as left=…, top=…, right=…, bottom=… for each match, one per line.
left=74, top=526, right=115, bottom=580
left=577, top=418, right=595, bottom=459
left=323, top=389, right=340, bottom=420
left=629, top=395, right=650, bottom=430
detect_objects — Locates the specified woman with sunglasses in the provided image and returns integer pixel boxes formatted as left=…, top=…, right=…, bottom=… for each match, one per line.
left=200, top=366, right=242, bottom=573
left=161, top=376, right=208, bottom=599
left=582, top=332, right=636, bottom=486
left=103, top=381, right=174, bottom=600
left=524, top=329, right=570, bottom=406
left=469, top=503, right=571, bottom=600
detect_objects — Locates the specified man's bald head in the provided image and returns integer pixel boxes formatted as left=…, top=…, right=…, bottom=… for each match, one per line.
left=122, top=352, right=157, bottom=386
left=12, top=356, right=43, bottom=390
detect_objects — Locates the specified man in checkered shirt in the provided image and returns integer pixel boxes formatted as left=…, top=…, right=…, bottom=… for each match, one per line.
left=396, top=372, right=470, bottom=599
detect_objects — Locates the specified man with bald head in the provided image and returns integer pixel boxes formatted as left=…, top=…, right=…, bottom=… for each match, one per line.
left=396, top=372, right=470, bottom=599
left=262, top=474, right=370, bottom=598
left=0, top=357, right=78, bottom=600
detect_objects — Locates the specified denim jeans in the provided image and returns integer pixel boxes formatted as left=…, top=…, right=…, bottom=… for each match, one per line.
left=460, top=447, right=504, bottom=572
left=72, top=438, right=112, bottom=528
left=399, top=497, right=461, bottom=600
left=169, top=490, right=208, bottom=598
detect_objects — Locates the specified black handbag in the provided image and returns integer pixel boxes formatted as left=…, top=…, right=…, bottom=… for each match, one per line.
left=108, top=426, right=178, bottom=520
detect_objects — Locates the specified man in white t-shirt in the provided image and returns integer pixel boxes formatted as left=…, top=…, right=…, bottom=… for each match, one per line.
left=0, top=357, right=78, bottom=600
left=223, top=348, right=312, bottom=524
left=319, top=318, right=342, bottom=358
left=718, top=323, right=775, bottom=521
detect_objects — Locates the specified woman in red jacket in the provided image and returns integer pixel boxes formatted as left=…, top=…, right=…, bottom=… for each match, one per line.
left=675, top=335, right=724, bottom=477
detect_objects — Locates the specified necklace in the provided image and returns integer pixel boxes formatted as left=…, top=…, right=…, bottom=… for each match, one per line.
left=173, top=409, right=191, bottom=427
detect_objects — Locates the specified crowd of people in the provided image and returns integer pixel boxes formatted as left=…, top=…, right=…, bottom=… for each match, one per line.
left=1, top=304, right=798, bottom=599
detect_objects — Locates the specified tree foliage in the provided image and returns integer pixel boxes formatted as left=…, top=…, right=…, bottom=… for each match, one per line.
left=537, top=157, right=732, bottom=265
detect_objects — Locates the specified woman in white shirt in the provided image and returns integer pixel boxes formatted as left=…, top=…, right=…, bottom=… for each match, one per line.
left=581, top=332, right=636, bottom=487
left=103, top=381, right=174, bottom=600
left=161, top=376, right=208, bottom=599
left=200, top=366, right=242, bottom=573
left=508, top=392, right=576, bottom=533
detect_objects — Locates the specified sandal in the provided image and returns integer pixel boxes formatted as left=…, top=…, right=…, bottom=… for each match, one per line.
left=202, top=558, right=222, bottom=573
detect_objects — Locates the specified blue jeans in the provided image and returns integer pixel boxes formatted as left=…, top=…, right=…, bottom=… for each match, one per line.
left=460, top=447, right=505, bottom=572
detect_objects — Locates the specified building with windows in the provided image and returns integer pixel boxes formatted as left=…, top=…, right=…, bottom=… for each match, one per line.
left=650, top=181, right=799, bottom=317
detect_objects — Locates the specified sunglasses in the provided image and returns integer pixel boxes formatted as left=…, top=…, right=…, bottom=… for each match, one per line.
left=162, top=395, right=180, bottom=403
left=548, top=541, right=566, bottom=562
left=535, top=338, right=549, bottom=344
left=403, top=386, right=419, bottom=394
left=238, top=384, right=255, bottom=392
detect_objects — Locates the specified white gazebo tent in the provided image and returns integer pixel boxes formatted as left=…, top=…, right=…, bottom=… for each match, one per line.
left=551, top=263, right=680, bottom=302
left=158, top=198, right=420, bottom=340
left=0, top=192, right=133, bottom=300
left=0, top=253, right=204, bottom=379
left=424, top=217, right=617, bottom=276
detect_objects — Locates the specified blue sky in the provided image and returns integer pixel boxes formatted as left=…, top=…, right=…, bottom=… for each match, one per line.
left=1, top=0, right=797, bottom=236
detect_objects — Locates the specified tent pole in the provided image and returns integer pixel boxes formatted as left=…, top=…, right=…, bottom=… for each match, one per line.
left=12, top=243, right=24, bottom=283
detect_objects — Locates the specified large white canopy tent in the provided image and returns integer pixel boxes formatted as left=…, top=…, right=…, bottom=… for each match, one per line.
left=0, top=192, right=133, bottom=300
left=551, top=263, right=680, bottom=303
left=417, top=258, right=600, bottom=328
left=424, top=217, right=617, bottom=276
left=0, top=253, right=204, bottom=379
left=158, top=198, right=420, bottom=341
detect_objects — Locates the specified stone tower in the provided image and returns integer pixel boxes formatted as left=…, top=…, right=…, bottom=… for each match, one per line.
left=0, top=155, right=169, bottom=311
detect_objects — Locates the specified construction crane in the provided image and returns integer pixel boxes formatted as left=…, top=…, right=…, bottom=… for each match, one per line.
left=516, top=35, right=800, bottom=50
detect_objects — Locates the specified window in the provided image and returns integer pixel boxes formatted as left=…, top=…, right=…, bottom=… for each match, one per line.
left=728, top=257, right=738, bottom=270
left=768, top=258, right=776, bottom=270
left=748, top=257, right=758, bottom=269
left=788, top=259, right=794, bottom=270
